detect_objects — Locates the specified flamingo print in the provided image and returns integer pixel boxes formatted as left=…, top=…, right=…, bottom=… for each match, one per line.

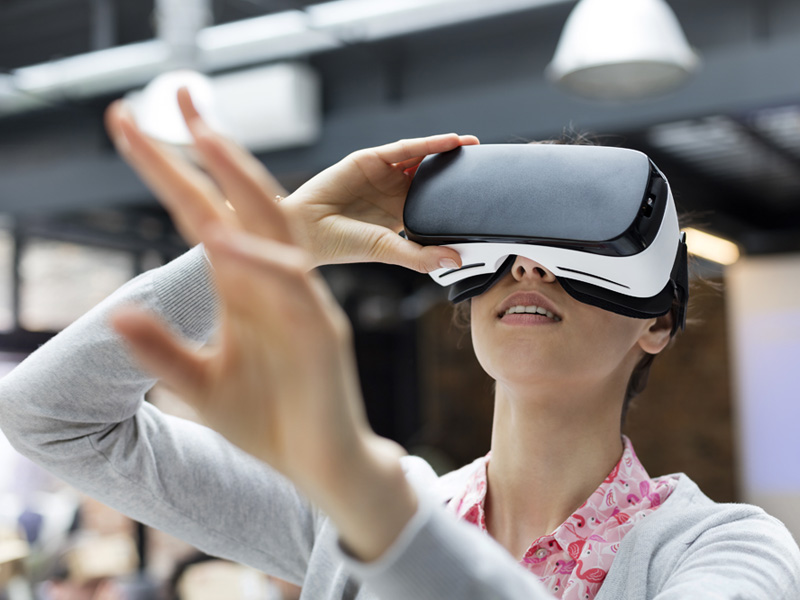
left=554, top=560, right=576, bottom=574
left=610, top=507, right=630, bottom=525
left=443, top=436, right=679, bottom=599
left=574, top=560, right=607, bottom=583
left=561, top=514, right=587, bottom=538
left=603, top=462, right=620, bottom=483
left=568, top=540, right=585, bottom=560
left=639, top=480, right=662, bottom=508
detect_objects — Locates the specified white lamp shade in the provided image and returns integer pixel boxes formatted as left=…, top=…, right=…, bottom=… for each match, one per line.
left=547, top=0, right=700, bottom=100
left=126, top=69, right=224, bottom=146
left=125, top=64, right=321, bottom=153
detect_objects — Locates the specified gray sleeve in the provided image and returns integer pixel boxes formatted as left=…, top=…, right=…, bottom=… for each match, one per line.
left=340, top=461, right=800, bottom=600
left=653, top=510, right=800, bottom=599
left=0, top=246, right=317, bottom=586
left=342, top=506, right=800, bottom=600
left=338, top=457, right=555, bottom=599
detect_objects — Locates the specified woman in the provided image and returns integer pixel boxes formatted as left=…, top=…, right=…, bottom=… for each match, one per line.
left=1, top=91, right=798, bottom=599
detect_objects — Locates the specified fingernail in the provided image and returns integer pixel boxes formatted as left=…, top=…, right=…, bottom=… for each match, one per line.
left=439, top=258, right=459, bottom=269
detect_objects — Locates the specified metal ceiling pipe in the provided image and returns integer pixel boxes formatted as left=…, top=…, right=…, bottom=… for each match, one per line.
left=0, top=0, right=211, bottom=117
left=155, top=0, right=212, bottom=69
left=0, top=0, right=571, bottom=118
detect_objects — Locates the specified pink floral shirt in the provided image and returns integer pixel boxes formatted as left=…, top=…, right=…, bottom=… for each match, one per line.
left=445, top=436, right=678, bottom=600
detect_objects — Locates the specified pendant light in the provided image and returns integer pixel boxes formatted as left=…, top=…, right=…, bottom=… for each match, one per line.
left=126, top=69, right=223, bottom=146
left=547, top=0, right=699, bottom=100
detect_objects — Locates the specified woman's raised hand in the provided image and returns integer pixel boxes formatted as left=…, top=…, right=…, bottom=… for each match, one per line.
left=165, top=89, right=474, bottom=271
left=104, top=96, right=418, bottom=562
left=281, top=131, right=477, bottom=272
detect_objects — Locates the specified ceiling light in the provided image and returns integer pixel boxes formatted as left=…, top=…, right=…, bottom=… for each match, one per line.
left=125, top=64, right=321, bottom=152
left=125, top=70, right=223, bottom=147
left=547, top=0, right=699, bottom=100
left=684, top=227, right=740, bottom=266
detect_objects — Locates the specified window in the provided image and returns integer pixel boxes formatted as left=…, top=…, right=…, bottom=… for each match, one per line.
left=19, top=238, right=134, bottom=332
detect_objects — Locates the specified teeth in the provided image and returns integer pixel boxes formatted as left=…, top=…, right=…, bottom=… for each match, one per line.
left=503, top=305, right=561, bottom=321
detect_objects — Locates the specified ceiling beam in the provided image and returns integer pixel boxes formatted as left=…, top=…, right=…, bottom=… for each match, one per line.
left=2, top=35, right=800, bottom=217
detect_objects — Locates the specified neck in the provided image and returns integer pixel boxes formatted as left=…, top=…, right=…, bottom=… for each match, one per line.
left=484, top=380, right=624, bottom=559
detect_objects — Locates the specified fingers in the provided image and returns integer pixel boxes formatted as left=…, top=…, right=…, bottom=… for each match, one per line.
left=370, top=228, right=462, bottom=273
left=202, top=224, right=320, bottom=315
left=372, top=133, right=480, bottom=165
left=203, top=225, right=351, bottom=353
left=105, top=100, right=234, bottom=245
left=177, top=89, right=293, bottom=244
left=111, top=307, right=208, bottom=398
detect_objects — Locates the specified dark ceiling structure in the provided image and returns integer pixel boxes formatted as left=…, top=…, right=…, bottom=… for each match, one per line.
left=1, top=0, right=800, bottom=256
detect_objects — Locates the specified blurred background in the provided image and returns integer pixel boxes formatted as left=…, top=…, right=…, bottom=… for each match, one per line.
left=1, top=0, right=800, bottom=597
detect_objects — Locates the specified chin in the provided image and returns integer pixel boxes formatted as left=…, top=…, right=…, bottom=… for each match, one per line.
left=476, top=350, right=569, bottom=388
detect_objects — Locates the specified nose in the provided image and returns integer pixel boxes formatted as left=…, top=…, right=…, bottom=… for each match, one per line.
left=511, top=256, right=557, bottom=283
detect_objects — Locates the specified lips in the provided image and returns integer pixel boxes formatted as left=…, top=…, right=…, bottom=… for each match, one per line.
left=496, top=291, right=562, bottom=322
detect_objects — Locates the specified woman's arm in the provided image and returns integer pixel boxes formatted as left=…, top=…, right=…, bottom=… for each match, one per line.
left=103, top=104, right=417, bottom=561
left=0, top=247, right=317, bottom=585
left=0, top=93, right=481, bottom=586
left=336, top=456, right=554, bottom=599
left=98, top=96, right=559, bottom=599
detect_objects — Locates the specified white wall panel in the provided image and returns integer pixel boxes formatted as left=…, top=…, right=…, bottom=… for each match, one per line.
left=726, top=254, right=800, bottom=540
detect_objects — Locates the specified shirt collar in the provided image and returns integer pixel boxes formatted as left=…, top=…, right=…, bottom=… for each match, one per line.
left=445, top=435, right=657, bottom=538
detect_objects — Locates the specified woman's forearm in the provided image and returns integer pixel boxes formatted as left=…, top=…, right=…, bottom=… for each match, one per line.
left=314, top=434, right=419, bottom=563
left=0, top=248, right=318, bottom=583
left=0, top=246, right=216, bottom=446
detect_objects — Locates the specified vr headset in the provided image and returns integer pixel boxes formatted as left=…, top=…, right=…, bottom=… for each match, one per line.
left=403, top=144, right=688, bottom=331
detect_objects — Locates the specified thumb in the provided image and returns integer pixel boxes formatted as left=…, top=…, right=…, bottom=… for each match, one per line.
left=376, top=231, right=462, bottom=274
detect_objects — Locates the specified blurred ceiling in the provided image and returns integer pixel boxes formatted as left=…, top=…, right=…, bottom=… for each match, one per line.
left=1, top=0, right=800, bottom=255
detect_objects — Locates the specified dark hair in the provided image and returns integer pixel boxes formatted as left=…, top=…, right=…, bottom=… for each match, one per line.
left=620, top=293, right=684, bottom=425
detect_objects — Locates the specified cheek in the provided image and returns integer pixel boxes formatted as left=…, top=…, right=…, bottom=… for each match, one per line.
left=568, top=310, right=650, bottom=376
left=469, top=299, right=505, bottom=377
left=469, top=313, right=495, bottom=376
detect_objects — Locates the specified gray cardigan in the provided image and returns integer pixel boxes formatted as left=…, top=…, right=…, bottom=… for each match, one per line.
left=1, top=247, right=798, bottom=599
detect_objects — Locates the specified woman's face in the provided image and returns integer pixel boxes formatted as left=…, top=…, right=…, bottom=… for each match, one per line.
left=470, top=256, right=668, bottom=392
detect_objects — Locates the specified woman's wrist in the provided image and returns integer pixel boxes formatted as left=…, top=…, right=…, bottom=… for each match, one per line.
left=275, top=195, right=325, bottom=269
left=314, top=434, right=418, bottom=563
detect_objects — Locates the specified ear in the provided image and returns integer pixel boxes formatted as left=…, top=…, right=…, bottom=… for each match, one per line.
left=637, top=313, right=673, bottom=355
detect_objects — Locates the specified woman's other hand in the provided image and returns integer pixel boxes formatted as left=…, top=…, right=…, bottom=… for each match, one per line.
left=147, top=89, right=474, bottom=272
left=104, top=97, right=417, bottom=562
left=282, top=131, right=477, bottom=272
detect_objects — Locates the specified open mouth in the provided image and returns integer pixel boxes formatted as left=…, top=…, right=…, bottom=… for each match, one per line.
left=500, top=305, right=562, bottom=322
